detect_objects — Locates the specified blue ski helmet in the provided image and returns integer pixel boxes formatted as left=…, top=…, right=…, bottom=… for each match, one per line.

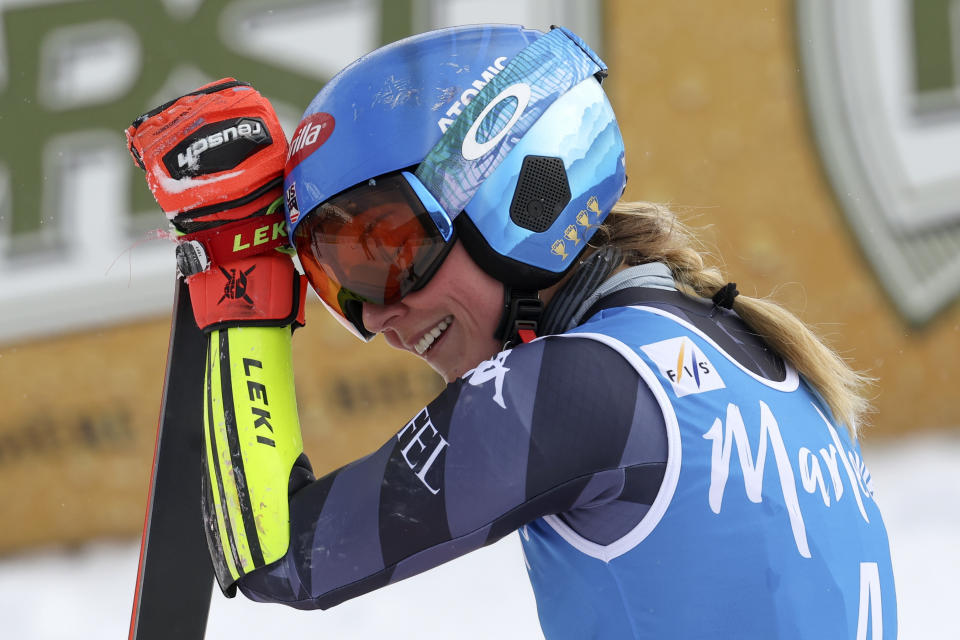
left=285, top=24, right=626, bottom=337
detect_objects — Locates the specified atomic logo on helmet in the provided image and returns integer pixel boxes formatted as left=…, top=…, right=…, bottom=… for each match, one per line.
left=461, top=83, right=532, bottom=161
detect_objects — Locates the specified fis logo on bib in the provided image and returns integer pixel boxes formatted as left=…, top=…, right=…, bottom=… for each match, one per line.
left=641, top=336, right=725, bottom=397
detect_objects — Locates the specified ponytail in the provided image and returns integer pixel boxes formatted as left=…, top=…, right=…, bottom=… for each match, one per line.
left=593, top=201, right=872, bottom=438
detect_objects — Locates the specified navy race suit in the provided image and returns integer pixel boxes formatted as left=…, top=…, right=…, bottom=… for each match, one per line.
left=239, top=264, right=897, bottom=638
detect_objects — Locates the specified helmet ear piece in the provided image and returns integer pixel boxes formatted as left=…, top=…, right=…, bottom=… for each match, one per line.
left=458, top=73, right=625, bottom=287
left=509, top=156, right=571, bottom=232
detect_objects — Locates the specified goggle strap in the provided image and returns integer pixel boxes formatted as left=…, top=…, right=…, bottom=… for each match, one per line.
left=415, top=26, right=607, bottom=220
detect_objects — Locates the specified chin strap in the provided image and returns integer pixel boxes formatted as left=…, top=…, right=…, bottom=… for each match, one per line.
left=494, top=288, right=543, bottom=348
left=493, top=246, right=624, bottom=348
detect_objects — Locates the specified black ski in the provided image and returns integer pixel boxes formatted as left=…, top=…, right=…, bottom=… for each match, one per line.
left=129, top=277, right=213, bottom=639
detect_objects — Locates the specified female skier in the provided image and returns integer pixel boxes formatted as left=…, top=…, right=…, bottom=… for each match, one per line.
left=127, top=24, right=897, bottom=639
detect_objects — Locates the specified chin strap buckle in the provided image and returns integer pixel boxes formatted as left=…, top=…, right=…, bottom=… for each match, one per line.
left=496, top=289, right=543, bottom=348
left=516, top=326, right=538, bottom=344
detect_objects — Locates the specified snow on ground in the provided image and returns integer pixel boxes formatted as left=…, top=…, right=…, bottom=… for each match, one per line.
left=2, top=431, right=957, bottom=639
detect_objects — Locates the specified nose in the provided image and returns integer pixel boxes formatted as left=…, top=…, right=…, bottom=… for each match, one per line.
left=361, top=300, right=405, bottom=334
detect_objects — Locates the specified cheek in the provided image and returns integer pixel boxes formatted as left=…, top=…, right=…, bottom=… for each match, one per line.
left=443, top=324, right=501, bottom=382
left=460, top=281, right=503, bottom=343
left=438, top=284, right=503, bottom=378
left=466, top=292, right=504, bottom=358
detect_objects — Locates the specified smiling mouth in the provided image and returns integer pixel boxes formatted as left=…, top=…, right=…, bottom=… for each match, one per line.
left=414, top=315, right=453, bottom=355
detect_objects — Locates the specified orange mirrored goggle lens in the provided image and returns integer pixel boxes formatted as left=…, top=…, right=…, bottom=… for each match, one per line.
left=294, top=172, right=454, bottom=340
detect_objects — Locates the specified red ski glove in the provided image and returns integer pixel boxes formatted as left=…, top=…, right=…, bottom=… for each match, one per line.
left=126, top=78, right=306, bottom=331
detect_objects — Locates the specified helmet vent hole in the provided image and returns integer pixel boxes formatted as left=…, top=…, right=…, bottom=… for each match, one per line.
left=509, top=155, right=571, bottom=232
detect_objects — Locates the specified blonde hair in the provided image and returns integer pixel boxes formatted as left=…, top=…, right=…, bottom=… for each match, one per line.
left=592, top=201, right=872, bottom=438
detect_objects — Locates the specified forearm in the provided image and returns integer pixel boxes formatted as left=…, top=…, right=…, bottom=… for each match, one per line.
left=124, top=78, right=310, bottom=598
left=237, top=337, right=658, bottom=610
left=201, top=324, right=305, bottom=594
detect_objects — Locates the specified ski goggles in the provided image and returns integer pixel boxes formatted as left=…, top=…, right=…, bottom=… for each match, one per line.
left=293, top=171, right=455, bottom=340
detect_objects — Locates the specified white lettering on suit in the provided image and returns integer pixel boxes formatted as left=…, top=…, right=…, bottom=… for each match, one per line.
left=799, top=447, right=831, bottom=506
left=818, top=443, right=845, bottom=502
left=397, top=408, right=448, bottom=495
left=817, top=404, right=870, bottom=523
left=704, top=400, right=876, bottom=559
left=704, top=401, right=810, bottom=557
left=465, top=350, right=512, bottom=409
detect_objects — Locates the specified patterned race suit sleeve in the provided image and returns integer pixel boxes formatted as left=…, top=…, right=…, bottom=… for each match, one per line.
left=237, top=333, right=668, bottom=610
